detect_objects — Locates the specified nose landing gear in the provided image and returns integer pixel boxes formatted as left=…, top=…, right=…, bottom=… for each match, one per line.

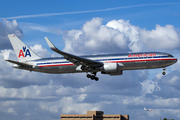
left=86, top=72, right=99, bottom=81
left=162, top=68, right=166, bottom=75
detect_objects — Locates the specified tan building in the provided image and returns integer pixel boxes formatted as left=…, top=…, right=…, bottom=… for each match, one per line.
left=60, top=111, right=129, bottom=120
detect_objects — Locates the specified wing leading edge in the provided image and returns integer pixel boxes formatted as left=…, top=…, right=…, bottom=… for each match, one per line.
left=44, top=37, right=103, bottom=69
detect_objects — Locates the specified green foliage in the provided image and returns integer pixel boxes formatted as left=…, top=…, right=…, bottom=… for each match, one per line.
left=163, top=118, right=174, bottom=120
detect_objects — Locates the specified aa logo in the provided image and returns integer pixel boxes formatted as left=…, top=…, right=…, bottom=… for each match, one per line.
left=18, top=46, right=31, bottom=58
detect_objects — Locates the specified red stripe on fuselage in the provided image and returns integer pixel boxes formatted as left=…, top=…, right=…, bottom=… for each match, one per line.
left=38, top=63, right=74, bottom=67
left=37, top=58, right=177, bottom=67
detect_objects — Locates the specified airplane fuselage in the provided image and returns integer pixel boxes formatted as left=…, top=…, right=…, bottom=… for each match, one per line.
left=14, top=52, right=177, bottom=75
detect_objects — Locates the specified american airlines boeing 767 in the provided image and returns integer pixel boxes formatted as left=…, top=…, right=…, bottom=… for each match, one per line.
left=5, top=34, right=177, bottom=81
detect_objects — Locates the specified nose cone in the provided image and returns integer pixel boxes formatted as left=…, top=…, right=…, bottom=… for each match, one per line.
left=171, top=58, right=178, bottom=65
left=174, top=58, right=178, bottom=63
left=165, top=58, right=178, bottom=67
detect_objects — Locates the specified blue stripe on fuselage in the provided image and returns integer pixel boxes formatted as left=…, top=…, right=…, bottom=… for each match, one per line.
left=36, top=55, right=171, bottom=66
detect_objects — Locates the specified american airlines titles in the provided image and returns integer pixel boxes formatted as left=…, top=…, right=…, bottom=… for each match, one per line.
left=128, top=53, right=156, bottom=58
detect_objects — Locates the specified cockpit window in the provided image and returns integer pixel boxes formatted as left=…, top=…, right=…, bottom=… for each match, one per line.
left=168, top=54, right=173, bottom=57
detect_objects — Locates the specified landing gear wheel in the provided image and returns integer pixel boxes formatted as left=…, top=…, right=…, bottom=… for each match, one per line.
left=86, top=72, right=99, bottom=81
left=162, top=68, right=166, bottom=75
left=90, top=76, right=95, bottom=80
left=95, top=77, right=99, bottom=81
left=87, top=74, right=91, bottom=78
left=162, top=72, right=166, bottom=75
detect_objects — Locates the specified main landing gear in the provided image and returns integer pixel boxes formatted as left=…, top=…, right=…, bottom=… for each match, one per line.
left=86, top=72, right=99, bottom=81
left=162, top=68, right=166, bottom=75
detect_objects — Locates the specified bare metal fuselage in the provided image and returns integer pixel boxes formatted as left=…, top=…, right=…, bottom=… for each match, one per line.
left=14, top=52, right=177, bottom=75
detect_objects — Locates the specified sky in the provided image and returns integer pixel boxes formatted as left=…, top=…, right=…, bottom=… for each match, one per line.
left=1, top=0, right=180, bottom=120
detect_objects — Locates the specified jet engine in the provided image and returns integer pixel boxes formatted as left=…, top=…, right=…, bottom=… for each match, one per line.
left=103, top=63, right=118, bottom=72
left=100, top=63, right=124, bottom=76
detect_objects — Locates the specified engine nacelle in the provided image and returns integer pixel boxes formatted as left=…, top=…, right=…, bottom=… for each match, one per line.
left=103, top=63, right=118, bottom=72
left=100, top=63, right=124, bottom=76
left=101, top=63, right=124, bottom=72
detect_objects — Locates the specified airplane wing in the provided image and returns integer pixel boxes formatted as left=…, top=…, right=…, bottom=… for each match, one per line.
left=45, top=37, right=103, bottom=69
left=5, top=59, right=33, bottom=67
left=144, top=108, right=153, bottom=111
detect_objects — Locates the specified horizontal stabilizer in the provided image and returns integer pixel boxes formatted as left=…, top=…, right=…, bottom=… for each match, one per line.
left=5, top=59, right=33, bottom=67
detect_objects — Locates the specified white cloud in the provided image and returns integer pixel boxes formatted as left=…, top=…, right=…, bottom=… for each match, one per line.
left=0, top=49, right=15, bottom=60
left=140, top=24, right=180, bottom=50
left=20, top=22, right=61, bottom=35
left=141, top=80, right=161, bottom=96
left=155, top=72, right=163, bottom=80
left=0, top=19, right=23, bottom=50
left=63, top=18, right=180, bottom=54
left=106, top=19, right=140, bottom=52
left=7, top=108, right=17, bottom=116
left=168, top=76, right=179, bottom=85
left=63, top=18, right=130, bottom=54
left=30, top=44, right=50, bottom=58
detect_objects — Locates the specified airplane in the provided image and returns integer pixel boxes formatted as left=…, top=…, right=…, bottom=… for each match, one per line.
left=5, top=34, right=177, bottom=81
left=144, top=108, right=153, bottom=111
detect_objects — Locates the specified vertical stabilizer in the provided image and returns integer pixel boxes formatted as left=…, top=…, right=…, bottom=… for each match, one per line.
left=8, top=34, right=41, bottom=62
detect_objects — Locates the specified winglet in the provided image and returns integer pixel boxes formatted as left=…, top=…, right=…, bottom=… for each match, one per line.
left=44, top=37, right=57, bottom=50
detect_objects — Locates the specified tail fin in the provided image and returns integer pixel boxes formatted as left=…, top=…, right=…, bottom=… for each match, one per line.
left=8, top=34, right=41, bottom=62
